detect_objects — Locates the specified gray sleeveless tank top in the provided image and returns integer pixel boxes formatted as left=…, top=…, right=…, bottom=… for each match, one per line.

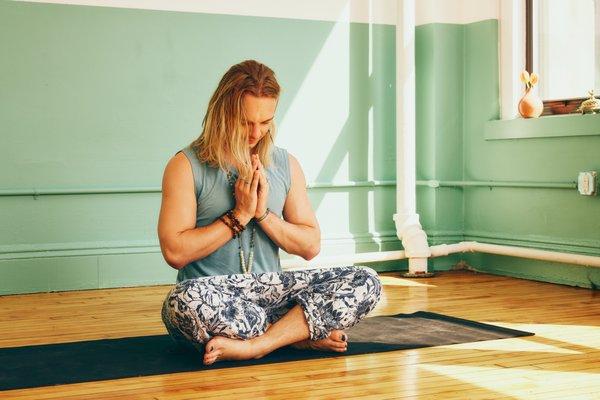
left=175, top=144, right=291, bottom=282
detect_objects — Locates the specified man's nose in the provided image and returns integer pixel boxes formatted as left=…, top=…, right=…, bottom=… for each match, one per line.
left=250, top=124, right=261, bottom=138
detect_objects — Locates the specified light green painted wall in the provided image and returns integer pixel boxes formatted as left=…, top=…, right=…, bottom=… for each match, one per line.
left=415, top=23, right=465, bottom=271
left=415, top=23, right=464, bottom=230
left=416, top=19, right=600, bottom=289
left=461, top=20, right=600, bottom=289
left=3, top=2, right=597, bottom=295
left=0, top=1, right=403, bottom=294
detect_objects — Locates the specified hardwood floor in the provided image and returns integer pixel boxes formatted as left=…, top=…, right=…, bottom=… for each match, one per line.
left=0, top=270, right=598, bottom=399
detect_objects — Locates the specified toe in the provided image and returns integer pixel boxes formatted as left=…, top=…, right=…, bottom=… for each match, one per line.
left=334, top=341, right=348, bottom=350
left=334, top=341, right=348, bottom=352
left=204, top=338, right=219, bottom=355
left=204, top=352, right=219, bottom=364
left=320, top=338, right=347, bottom=351
left=204, top=347, right=214, bottom=357
left=330, top=330, right=347, bottom=343
left=204, top=343, right=221, bottom=362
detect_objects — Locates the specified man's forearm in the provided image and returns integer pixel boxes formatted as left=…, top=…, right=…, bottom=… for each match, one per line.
left=166, top=210, right=250, bottom=269
left=257, top=212, right=320, bottom=260
left=167, top=221, right=231, bottom=269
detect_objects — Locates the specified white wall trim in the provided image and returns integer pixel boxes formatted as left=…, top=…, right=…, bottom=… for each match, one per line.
left=13, top=0, right=397, bottom=25
left=16, top=0, right=503, bottom=26
left=416, top=0, right=499, bottom=26
left=499, top=0, right=526, bottom=120
left=16, top=0, right=505, bottom=28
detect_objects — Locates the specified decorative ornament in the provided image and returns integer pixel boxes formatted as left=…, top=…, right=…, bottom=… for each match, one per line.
left=575, top=90, right=600, bottom=114
left=518, top=70, right=543, bottom=118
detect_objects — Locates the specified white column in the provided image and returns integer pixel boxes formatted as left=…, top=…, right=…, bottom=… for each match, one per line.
left=500, top=0, right=526, bottom=119
left=394, top=0, right=432, bottom=275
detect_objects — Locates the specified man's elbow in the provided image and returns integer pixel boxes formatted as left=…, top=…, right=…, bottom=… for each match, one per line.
left=166, top=256, right=184, bottom=270
left=164, top=253, right=183, bottom=270
left=303, top=243, right=321, bottom=261
left=161, top=244, right=185, bottom=270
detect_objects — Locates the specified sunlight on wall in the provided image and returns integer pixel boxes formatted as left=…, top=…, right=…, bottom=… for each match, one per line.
left=332, top=153, right=350, bottom=182
left=367, top=106, right=374, bottom=181
left=15, top=0, right=397, bottom=24
left=368, top=190, right=375, bottom=232
left=315, top=192, right=351, bottom=233
left=277, top=5, right=350, bottom=180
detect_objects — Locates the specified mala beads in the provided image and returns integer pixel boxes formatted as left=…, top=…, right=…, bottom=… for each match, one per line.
left=222, top=170, right=256, bottom=274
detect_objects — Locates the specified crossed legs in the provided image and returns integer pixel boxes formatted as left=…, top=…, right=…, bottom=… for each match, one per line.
left=202, top=303, right=348, bottom=365
left=162, top=266, right=382, bottom=365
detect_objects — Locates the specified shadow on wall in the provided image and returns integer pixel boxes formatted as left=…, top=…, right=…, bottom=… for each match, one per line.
left=278, top=13, right=397, bottom=256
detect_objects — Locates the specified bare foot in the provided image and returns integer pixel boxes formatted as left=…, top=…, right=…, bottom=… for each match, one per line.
left=203, top=322, right=273, bottom=365
left=202, top=335, right=261, bottom=365
left=290, top=329, right=348, bottom=353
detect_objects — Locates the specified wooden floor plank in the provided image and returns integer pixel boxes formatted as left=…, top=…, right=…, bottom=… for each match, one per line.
left=1, top=270, right=598, bottom=399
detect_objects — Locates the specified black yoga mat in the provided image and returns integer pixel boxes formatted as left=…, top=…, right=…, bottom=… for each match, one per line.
left=0, top=311, right=533, bottom=391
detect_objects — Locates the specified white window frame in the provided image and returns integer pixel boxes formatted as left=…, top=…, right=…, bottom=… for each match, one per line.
left=499, top=0, right=527, bottom=120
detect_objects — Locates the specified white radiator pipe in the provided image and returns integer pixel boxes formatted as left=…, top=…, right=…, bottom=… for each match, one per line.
left=282, top=241, right=600, bottom=270
left=393, top=0, right=432, bottom=276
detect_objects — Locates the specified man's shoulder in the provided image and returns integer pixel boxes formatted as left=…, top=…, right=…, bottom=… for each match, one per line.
left=271, top=147, right=301, bottom=178
left=271, top=145, right=289, bottom=163
left=272, top=145, right=287, bottom=154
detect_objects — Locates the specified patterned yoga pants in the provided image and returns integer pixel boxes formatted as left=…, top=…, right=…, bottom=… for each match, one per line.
left=161, top=265, right=382, bottom=353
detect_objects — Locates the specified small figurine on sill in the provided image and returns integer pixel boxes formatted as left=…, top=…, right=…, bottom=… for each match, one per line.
left=575, top=90, right=600, bottom=114
left=518, top=70, right=543, bottom=118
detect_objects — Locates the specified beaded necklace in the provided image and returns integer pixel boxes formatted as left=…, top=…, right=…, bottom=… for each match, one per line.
left=226, top=170, right=256, bottom=274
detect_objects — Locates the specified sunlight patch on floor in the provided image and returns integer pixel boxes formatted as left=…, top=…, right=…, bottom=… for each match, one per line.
left=481, top=322, right=600, bottom=351
left=379, top=275, right=437, bottom=287
left=417, top=363, right=600, bottom=399
left=439, top=336, right=580, bottom=354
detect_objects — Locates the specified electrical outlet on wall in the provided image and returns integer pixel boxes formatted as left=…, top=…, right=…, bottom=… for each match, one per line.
left=577, top=171, right=597, bottom=195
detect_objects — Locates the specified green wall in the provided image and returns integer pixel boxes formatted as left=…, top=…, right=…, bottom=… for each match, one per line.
left=416, top=19, right=600, bottom=289
left=415, top=22, right=465, bottom=266
left=2, top=2, right=597, bottom=295
left=0, top=1, right=401, bottom=294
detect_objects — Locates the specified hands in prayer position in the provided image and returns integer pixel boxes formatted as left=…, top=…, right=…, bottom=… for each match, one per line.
left=233, top=154, right=269, bottom=225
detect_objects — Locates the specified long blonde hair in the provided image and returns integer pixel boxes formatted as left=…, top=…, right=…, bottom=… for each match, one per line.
left=191, top=60, right=281, bottom=179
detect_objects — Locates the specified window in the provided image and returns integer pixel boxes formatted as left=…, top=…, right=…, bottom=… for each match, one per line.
left=526, top=0, right=600, bottom=115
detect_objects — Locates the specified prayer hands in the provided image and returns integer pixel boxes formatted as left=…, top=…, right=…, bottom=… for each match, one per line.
left=232, top=154, right=268, bottom=225
left=232, top=162, right=260, bottom=226
left=253, top=154, right=269, bottom=220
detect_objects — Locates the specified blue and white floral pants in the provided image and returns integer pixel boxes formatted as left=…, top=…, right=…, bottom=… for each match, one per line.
left=161, top=266, right=382, bottom=352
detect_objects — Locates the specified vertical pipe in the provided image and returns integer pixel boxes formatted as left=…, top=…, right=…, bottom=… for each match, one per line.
left=395, top=0, right=432, bottom=275
left=395, top=0, right=416, bottom=222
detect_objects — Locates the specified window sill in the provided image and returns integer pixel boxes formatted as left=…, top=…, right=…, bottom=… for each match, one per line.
left=484, top=113, right=600, bottom=140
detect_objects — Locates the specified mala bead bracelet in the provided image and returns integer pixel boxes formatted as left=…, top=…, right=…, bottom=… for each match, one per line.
left=218, top=215, right=240, bottom=238
left=219, top=210, right=246, bottom=238
left=226, top=210, right=246, bottom=233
